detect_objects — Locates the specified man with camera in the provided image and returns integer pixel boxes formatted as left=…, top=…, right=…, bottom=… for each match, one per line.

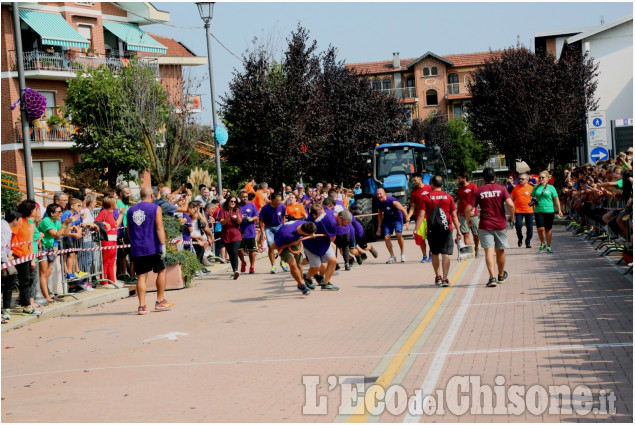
left=511, top=173, right=534, bottom=248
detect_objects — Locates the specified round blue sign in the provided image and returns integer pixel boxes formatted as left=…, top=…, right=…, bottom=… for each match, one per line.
left=214, top=125, right=228, bottom=146
left=592, top=118, right=602, bottom=127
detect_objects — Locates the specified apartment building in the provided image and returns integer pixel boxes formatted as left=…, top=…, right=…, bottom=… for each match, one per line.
left=1, top=1, right=206, bottom=198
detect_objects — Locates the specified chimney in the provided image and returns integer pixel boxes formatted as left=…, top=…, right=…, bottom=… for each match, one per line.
left=393, top=52, right=400, bottom=69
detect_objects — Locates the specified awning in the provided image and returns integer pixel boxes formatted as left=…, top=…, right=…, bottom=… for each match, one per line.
left=102, top=21, right=167, bottom=54
left=19, top=10, right=89, bottom=49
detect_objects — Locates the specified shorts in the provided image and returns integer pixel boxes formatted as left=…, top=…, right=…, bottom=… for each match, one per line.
left=427, top=231, right=454, bottom=256
left=240, top=237, right=258, bottom=252
left=280, top=243, right=303, bottom=265
left=334, top=234, right=349, bottom=249
left=382, top=219, right=403, bottom=236
left=41, top=246, right=57, bottom=263
left=534, top=212, right=555, bottom=230
left=459, top=216, right=480, bottom=235
left=304, top=246, right=335, bottom=268
left=61, top=237, right=76, bottom=250
left=132, top=253, right=166, bottom=276
left=265, top=225, right=280, bottom=246
left=478, top=229, right=509, bottom=250
left=349, top=235, right=357, bottom=250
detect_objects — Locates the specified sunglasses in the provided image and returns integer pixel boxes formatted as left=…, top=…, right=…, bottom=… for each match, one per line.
left=539, top=177, right=546, bottom=179
left=229, top=200, right=236, bottom=203
left=519, top=178, right=527, bottom=181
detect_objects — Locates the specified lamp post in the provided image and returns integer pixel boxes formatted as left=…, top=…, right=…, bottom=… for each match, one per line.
left=196, top=2, right=223, bottom=195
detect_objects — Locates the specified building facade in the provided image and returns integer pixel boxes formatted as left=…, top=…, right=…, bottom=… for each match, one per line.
left=1, top=1, right=205, bottom=201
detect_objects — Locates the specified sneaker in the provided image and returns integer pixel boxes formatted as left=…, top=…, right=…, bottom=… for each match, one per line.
left=434, top=275, right=443, bottom=286
left=68, top=284, right=84, bottom=293
left=400, top=254, right=407, bottom=263
left=546, top=246, right=553, bottom=253
left=361, top=253, right=368, bottom=261
left=128, top=276, right=138, bottom=284
left=81, top=283, right=95, bottom=292
left=201, top=269, right=211, bottom=274
left=240, top=262, right=247, bottom=273
left=526, top=244, right=531, bottom=249
left=428, top=253, right=433, bottom=262
left=497, top=271, right=508, bottom=283
left=321, top=283, right=340, bottom=291
left=303, top=273, right=316, bottom=290
left=280, top=260, right=289, bottom=272
left=344, top=263, right=351, bottom=271
left=270, top=266, right=277, bottom=274
left=66, top=273, right=78, bottom=281
left=155, top=299, right=174, bottom=311
left=335, top=263, right=341, bottom=271
left=22, top=306, right=42, bottom=316
left=441, top=278, right=450, bottom=287
left=314, top=274, right=324, bottom=285
left=100, top=283, right=117, bottom=289
left=117, top=273, right=131, bottom=282
left=517, top=237, right=523, bottom=248
left=356, top=254, right=363, bottom=265
left=421, top=256, right=428, bottom=263
left=474, top=249, right=480, bottom=258
left=369, top=246, right=379, bottom=258
left=386, top=256, right=397, bottom=264
left=76, top=271, right=88, bottom=278
left=2, top=309, right=10, bottom=320
left=249, top=266, right=255, bottom=274
left=538, top=244, right=545, bottom=254
left=486, top=277, right=498, bottom=287
left=233, top=271, right=240, bottom=280
left=297, top=284, right=311, bottom=295
left=138, top=305, right=150, bottom=315
left=348, top=257, right=355, bottom=267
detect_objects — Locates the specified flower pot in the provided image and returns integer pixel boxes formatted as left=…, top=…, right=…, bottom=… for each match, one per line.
left=142, top=264, right=185, bottom=292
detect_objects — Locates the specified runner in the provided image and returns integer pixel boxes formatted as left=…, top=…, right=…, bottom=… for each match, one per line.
left=416, top=176, right=462, bottom=287
left=375, top=188, right=409, bottom=263
left=457, top=171, right=481, bottom=257
left=271, top=220, right=317, bottom=295
left=126, top=187, right=173, bottom=315
left=237, top=189, right=259, bottom=274
left=511, top=173, right=534, bottom=248
left=466, top=167, right=515, bottom=287
left=406, top=174, right=432, bottom=263
left=259, top=193, right=288, bottom=274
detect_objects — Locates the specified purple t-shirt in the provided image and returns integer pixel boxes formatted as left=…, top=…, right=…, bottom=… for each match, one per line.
left=274, top=220, right=306, bottom=248
left=304, top=212, right=337, bottom=256
left=239, top=202, right=259, bottom=239
left=351, top=216, right=364, bottom=239
left=376, top=196, right=403, bottom=222
left=127, top=201, right=162, bottom=258
left=181, top=213, right=192, bottom=243
left=259, top=203, right=286, bottom=227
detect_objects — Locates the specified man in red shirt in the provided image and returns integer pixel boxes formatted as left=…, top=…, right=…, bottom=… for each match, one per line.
left=456, top=171, right=481, bottom=257
left=406, top=174, right=432, bottom=263
left=415, top=175, right=461, bottom=287
left=466, top=167, right=515, bottom=287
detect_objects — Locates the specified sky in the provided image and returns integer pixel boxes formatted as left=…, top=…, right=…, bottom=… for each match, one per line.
left=143, top=1, right=634, bottom=127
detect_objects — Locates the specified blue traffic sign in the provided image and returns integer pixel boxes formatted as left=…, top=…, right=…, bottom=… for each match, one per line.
left=592, top=118, right=603, bottom=127
left=590, top=146, right=608, bottom=163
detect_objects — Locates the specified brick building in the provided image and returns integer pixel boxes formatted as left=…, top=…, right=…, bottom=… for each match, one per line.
left=1, top=2, right=205, bottom=201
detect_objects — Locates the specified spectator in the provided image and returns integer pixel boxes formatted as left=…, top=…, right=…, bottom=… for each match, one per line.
left=95, top=196, right=124, bottom=287
left=38, top=204, right=72, bottom=303
left=61, top=198, right=86, bottom=285
left=2, top=210, right=21, bottom=322
left=13, top=200, right=40, bottom=315
left=285, top=193, right=308, bottom=220
left=195, top=186, right=212, bottom=205
left=116, top=184, right=134, bottom=284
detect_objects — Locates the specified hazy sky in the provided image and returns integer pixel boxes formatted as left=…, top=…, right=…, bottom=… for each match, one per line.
left=143, top=1, right=633, bottom=126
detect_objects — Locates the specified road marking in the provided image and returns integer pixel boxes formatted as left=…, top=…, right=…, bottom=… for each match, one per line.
left=142, top=331, right=188, bottom=343
left=346, top=258, right=472, bottom=423
left=461, top=294, right=632, bottom=307
left=403, top=258, right=485, bottom=422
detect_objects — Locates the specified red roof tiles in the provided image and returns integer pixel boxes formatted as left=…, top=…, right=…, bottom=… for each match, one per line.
left=145, top=32, right=195, bottom=57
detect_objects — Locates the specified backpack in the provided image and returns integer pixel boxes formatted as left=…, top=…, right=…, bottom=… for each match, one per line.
left=427, top=195, right=450, bottom=234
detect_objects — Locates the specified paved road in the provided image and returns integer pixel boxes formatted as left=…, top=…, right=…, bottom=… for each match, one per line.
left=1, top=226, right=632, bottom=422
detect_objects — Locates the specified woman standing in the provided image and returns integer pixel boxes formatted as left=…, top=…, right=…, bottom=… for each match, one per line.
left=95, top=196, right=124, bottom=287
left=38, top=203, right=73, bottom=303
left=2, top=210, right=21, bottom=322
left=12, top=200, right=39, bottom=315
left=532, top=171, right=563, bottom=253
left=215, top=195, right=243, bottom=279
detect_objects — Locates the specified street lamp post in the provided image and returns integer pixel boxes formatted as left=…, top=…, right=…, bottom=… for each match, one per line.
left=196, top=2, right=223, bottom=196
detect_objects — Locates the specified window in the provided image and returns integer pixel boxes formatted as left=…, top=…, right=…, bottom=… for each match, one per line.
left=448, top=73, right=459, bottom=84
left=77, top=24, right=93, bottom=49
left=406, top=77, right=415, bottom=87
left=423, top=67, right=430, bottom=76
left=431, top=66, right=437, bottom=75
left=382, top=79, right=391, bottom=90
left=372, top=80, right=382, bottom=90
left=454, top=103, right=462, bottom=118
left=426, top=89, right=438, bottom=106
left=40, top=92, right=56, bottom=119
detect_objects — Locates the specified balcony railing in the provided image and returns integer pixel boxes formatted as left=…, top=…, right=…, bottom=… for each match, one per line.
left=15, top=123, right=76, bottom=143
left=447, top=83, right=461, bottom=95
left=8, top=51, right=159, bottom=77
left=379, top=86, right=417, bottom=100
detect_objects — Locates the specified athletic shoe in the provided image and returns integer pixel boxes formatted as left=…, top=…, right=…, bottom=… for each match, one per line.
left=2, top=309, right=10, bottom=320
left=356, top=255, right=363, bottom=265
left=361, top=253, right=368, bottom=261
left=517, top=237, right=523, bottom=248
left=526, top=244, right=531, bottom=249
left=386, top=256, right=397, bottom=264
left=155, top=299, right=174, bottom=311
left=428, top=253, right=433, bottom=262
left=298, top=284, right=311, bottom=295
left=497, top=271, right=508, bottom=283
left=314, top=274, right=324, bottom=285
left=434, top=275, right=443, bottom=286
left=538, top=244, right=545, bottom=254
left=303, top=273, right=316, bottom=290
left=441, top=278, right=450, bottom=287
left=117, top=274, right=130, bottom=282
left=321, top=283, right=340, bottom=291
left=486, top=277, right=497, bottom=287
left=280, top=261, right=289, bottom=272
left=546, top=246, right=553, bottom=253
left=249, top=266, right=255, bottom=274
left=240, top=262, right=247, bottom=273
left=233, top=271, right=240, bottom=280
left=474, top=249, right=480, bottom=258
left=76, top=271, right=89, bottom=278
left=22, top=306, right=42, bottom=316
left=68, top=285, right=84, bottom=293
left=369, top=246, right=379, bottom=258
left=201, top=269, right=211, bottom=274
left=349, top=258, right=355, bottom=267
left=128, top=276, right=138, bottom=284
left=81, top=283, right=95, bottom=292
left=345, top=263, right=351, bottom=271
left=138, top=305, right=150, bottom=315
left=270, top=266, right=277, bottom=274
left=401, top=254, right=407, bottom=263
left=421, top=257, right=428, bottom=263
left=66, top=273, right=78, bottom=281
left=335, top=263, right=341, bottom=270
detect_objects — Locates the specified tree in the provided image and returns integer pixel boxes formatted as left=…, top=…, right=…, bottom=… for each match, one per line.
left=465, top=43, right=598, bottom=171
left=445, top=117, right=493, bottom=175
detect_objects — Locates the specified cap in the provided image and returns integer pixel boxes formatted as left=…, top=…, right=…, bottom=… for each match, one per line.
left=296, top=183, right=304, bottom=188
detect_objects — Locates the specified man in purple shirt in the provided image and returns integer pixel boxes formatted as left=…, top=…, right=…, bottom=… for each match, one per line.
left=272, top=220, right=317, bottom=295
left=237, top=189, right=260, bottom=274
left=259, top=193, right=288, bottom=274
left=324, top=198, right=353, bottom=271
left=375, top=188, right=409, bottom=264
left=126, top=187, right=172, bottom=315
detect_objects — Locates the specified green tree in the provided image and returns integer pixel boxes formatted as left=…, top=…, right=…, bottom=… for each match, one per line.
left=1, top=172, right=23, bottom=211
left=445, top=117, right=493, bottom=175
left=466, top=43, right=598, bottom=170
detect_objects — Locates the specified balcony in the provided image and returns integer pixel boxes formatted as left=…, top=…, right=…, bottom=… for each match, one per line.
left=379, top=86, right=417, bottom=100
left=447, top=83, right=461, bottom=95
left=14, top=122, right=76, bottom=148
left=7, top=51, right=159, bottom=79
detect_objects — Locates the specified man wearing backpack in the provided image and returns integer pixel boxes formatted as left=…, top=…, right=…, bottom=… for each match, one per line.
left=415, top=176, right=461, bottom=287
left=465, top=167, right=515, bottom=287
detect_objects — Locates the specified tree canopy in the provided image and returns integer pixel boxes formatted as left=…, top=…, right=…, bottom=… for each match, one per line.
left=465, top=43, right=598, bottom=171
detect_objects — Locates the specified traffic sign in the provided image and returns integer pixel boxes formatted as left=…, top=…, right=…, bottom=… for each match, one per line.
left=590, top=146, right=609, bottom=164
left=588, top=110, right=606, bottom=128
left=592, top=118, right=603, bottom=127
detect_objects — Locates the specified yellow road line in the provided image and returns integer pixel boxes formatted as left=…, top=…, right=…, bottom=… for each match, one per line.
left=347, top=259, right=471, bottom=423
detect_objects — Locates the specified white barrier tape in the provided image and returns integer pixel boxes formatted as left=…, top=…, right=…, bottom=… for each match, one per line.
left=1, top=244, right=131, bottom=270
